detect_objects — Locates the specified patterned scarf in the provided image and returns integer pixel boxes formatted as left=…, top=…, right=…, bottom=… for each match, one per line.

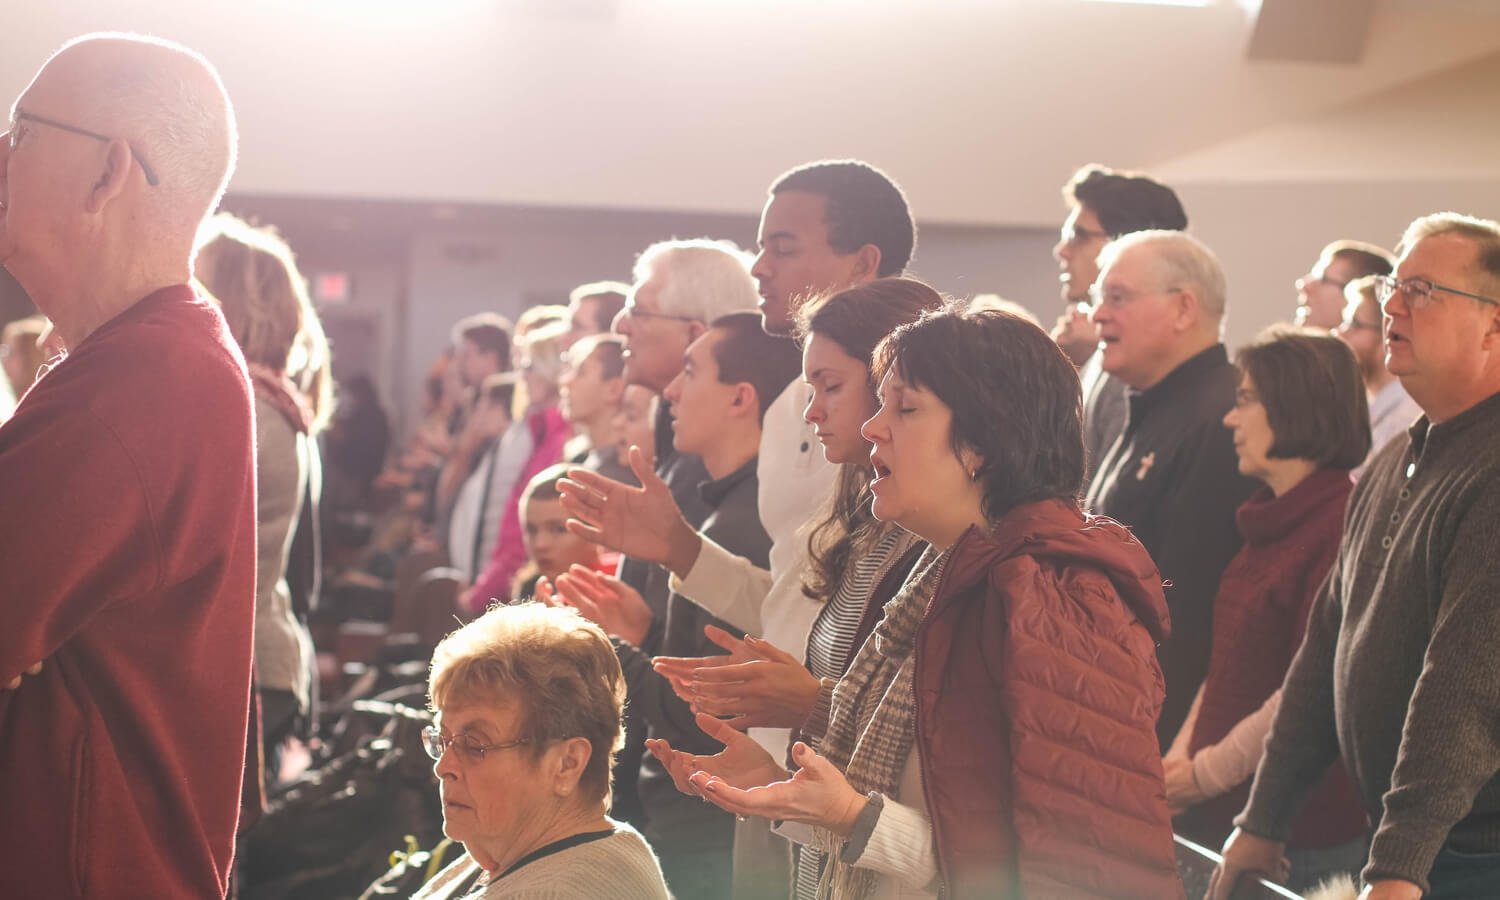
left=815, top=544, right=949, bottom=900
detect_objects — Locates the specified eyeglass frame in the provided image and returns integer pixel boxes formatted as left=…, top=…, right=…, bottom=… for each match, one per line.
left=619, top=305, right=698, bottom=324
left=9, top=109, right=160, bottom=187
left=1086, top=284, right=1184, bottom=311
left=422, top=725, right=530, bottom=764
left=1296, top=272, right=1349, bottom=291
left=1375, top=274, right=1499, bottom=311
left=1059, top=224, right=1111, bottom=247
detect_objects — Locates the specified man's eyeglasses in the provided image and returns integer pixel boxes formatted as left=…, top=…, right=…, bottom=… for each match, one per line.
left=8, top=110, right=160, bottom=187
left=1233, top=388, right=1261, bottom=410
left=1297, top=273, right=1348, bottom=291
left=421, top=726, right=529, bottom=764
left=1375, top=275, right=1499, bottom=311
left=1087, top=285, right=1182, bottom=310
left=1060, top=225, right=1111, bottom=247
left=620, top=306, right=697, bottom=324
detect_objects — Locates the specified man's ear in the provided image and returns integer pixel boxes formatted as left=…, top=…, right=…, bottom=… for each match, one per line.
left=1171, top=288, right=1201, bottom=334
left=731, top=382, right=759, bottom=418
left=849, top=244, right=884, bottom=283
left=86, top=140, right=134, bottom=214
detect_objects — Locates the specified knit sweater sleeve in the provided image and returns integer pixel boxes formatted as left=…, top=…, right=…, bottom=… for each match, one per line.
left=1236, top=565, right=1344, bottom=840
left=1363, top=478, right=1500, bottom=889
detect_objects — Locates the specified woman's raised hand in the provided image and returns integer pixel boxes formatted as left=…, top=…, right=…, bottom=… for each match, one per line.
left=692, top=741, right=868, bottom=837
left=654, top=626, right=822, bottom=730
left=645, top=712, right=787, bottom=798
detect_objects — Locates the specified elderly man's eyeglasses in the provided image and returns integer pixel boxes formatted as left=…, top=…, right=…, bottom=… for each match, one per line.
left=620, top=305, right=697, bottom=324
left=1087, top=285, right=1182, bottom=310
left=8, top=110, right=160, bottom=187
left=422, top=726, right=529, bottom=764
left=1375, top=275, right=1498, bottom=311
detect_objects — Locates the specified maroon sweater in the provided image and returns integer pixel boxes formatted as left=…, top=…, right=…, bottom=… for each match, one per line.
left=0, top=286, right=257, bottom=899
left=1185, top=468, right=1367, bottom=849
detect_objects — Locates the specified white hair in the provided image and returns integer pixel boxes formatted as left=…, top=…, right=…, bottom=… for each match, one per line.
left=55, top=33, right=237, bottom=233
left=1098, top=229, right=1227, bottom=322
left=632, top=239, right=760, bottom=324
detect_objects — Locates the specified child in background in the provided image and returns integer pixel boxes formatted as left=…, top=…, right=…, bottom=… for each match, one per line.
left=512, top=464, right=616, bottom=601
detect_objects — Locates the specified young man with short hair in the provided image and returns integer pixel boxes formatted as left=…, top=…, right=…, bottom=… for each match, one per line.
left=1049, top=164, right=1188, bottom=479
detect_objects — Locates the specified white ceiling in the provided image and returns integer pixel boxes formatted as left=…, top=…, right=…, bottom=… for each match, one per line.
left=4, top=0, right=1499, bottom=226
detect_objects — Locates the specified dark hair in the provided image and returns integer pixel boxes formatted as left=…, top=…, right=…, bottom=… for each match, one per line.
left=874, top=302, right=1085, bottom=521
left=1235, top=328, right=1371, bottom=471
left=707, top=311, right=802, bottom=419
left=795, top=278, right=945, bottom=601
left=771, top=160, right=916, bottom=277
left=1065, top=164, right=1188, bottom=237
left=1323, top=241, right=1395, bottom=279
left=572, top=334, right=626, bottom=381
left=452, top=312, right=515, bottom=370
left=570, top=281, right=629, bottom=332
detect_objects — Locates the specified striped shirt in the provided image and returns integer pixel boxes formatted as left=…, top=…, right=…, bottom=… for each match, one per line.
left=795, top=526, right=915, bottom=900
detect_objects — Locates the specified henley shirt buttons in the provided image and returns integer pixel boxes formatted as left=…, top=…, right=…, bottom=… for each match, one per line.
left=1390, top=513, right=1401, bottom=524
left=1382, top=536, right=1394, bottom=549
left=1400, top=489, right=1411, bottom=500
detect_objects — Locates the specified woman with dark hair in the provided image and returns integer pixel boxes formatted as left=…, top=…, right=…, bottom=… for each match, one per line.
left=651, top=302, right=1181, bottom=899
left=1164, top=328, right=1371, bottom=891
left=650, top=277, right=938, bottom=897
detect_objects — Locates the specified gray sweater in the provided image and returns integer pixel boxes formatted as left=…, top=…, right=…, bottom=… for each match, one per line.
left=253, top=392, right=315, bottom=711
left=1239, top=390, right=1500, bottom=892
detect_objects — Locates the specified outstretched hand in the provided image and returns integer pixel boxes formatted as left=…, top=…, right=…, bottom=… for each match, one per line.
left=538, top=565, right=653, bottom=647
left=558, top=446, right=702, bottom=576
left=653, top=626, right=821, bottom=730
left=645, top=712, right=787, bottom=798
left=692, top=741, right=867, bottom=837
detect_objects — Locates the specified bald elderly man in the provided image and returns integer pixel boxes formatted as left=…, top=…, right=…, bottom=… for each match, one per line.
left=0, top=35, right=255, bottom=898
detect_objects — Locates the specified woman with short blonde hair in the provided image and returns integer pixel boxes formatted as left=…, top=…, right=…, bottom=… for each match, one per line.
left=415, top=603, right=670, bottom=899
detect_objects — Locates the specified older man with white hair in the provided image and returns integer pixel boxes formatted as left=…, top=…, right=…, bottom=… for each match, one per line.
left=1084, top=230, right=1259, bottom=747
left=0, top=34, right=256, bottom=899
